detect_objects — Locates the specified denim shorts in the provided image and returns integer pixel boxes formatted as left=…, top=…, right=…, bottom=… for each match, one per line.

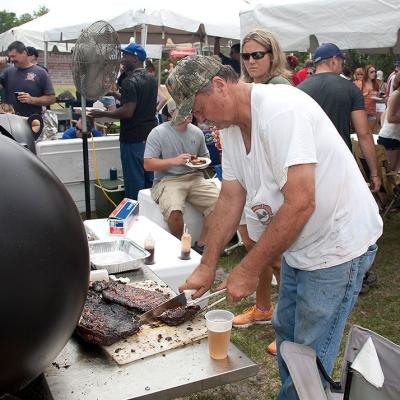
left=377, top=136, right=400, bottom=150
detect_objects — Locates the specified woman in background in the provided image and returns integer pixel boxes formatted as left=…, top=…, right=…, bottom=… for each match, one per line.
left=355, top=64, right=380, bottom=134
left=231, top=28, right=292, bottom=356
left=378, top=72, right=400, bottom=172
left=353, top=67, right=364, bottom=82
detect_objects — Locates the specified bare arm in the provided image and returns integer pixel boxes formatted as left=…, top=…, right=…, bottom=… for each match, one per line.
left=179, top=179, right=246, bottom=297
left=156, top=88, right=167, bottom=113
left=387, top=92, right=400, bottom=124
left=144, top=154, right=191, bottom=171
left=352, top=109, right=381, bottom=192
left=88, top=102, right=135, bottom=120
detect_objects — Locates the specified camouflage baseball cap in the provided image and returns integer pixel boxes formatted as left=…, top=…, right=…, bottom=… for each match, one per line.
left=166, top=55, right=222, bottom=125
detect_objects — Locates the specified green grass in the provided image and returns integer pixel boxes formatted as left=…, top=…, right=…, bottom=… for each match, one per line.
left=182, top=212, right=400, bottom=400
left=53, top=85, right=76, bottom=109
left=54, top=85, right=76, bottom=97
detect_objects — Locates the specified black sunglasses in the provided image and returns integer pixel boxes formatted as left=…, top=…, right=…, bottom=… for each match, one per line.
left=241, top=50, right=271, bottom=61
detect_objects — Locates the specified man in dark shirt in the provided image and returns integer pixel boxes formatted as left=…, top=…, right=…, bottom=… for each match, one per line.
left=26, top=46, right=49, bottom=72
left=214, top=37, right=240, bottom=75
left=298, top=42, right=380, bottom=192
left=0, top=41, right=55, bottom=117
left=89, top=43, right=158, bottom=200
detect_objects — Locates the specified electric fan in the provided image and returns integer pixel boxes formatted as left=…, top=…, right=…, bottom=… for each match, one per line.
left=72, top=20, right=121, bottom=218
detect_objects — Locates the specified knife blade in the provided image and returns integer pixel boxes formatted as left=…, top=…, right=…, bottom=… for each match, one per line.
left=139, top=292, right=187, bottom=323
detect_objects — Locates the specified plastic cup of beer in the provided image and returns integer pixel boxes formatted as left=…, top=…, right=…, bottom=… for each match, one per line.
left=205, top=309, right=234, bottom=360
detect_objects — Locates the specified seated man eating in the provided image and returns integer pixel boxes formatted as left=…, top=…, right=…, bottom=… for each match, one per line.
left=144, top=106, right=219, bottom=253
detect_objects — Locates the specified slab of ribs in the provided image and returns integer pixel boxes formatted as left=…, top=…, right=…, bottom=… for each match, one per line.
left=76, top=281, right=200, bottom=346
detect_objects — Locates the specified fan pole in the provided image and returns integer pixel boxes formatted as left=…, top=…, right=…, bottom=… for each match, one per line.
left=81, top=96, right=91, bottom=219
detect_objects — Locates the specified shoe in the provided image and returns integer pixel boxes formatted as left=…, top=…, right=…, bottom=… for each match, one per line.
left=232, top=305, right=273, bottom=328
left=192, top=242, right=204, bottom=255
left=267, top=339, right=277, bottom=356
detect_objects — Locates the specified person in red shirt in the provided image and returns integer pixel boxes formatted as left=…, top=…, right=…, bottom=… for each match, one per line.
left=295, top=59, right=315, bottom=84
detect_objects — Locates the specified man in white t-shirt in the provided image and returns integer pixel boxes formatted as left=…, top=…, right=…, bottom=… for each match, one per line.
left=166, top=56, right=382, bottom=400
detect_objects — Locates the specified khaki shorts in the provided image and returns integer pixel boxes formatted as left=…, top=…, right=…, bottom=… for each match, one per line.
left=151, top=173, right=220, bottom=221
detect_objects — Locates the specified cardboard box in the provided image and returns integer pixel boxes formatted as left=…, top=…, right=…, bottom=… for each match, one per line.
left=108, top=198, right=139, bottom=235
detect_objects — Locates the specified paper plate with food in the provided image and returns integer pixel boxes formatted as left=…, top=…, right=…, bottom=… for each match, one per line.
left=186, top=156, right=211, bottom=169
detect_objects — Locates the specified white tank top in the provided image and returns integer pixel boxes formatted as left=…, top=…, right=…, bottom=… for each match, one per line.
left=379, top=90, right=400, bottom=140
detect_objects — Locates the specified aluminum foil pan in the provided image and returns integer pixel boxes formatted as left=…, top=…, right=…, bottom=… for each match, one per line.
left=89, top=239, right=150, bottom=273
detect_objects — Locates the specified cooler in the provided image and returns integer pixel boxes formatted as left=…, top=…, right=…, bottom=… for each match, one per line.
left=95, top=178, right=125, bottom=218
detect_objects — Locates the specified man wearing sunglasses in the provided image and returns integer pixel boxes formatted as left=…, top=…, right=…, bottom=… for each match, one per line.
left=167, top=55, right=382, bottom=400
left=298, top=42, right=380, bottom=193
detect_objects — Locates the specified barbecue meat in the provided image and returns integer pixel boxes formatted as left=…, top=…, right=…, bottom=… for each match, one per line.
left=76, top=289, right=141, bottom=346
left=101, top=281, right=170, bottom=312
left=158, top=305, right=200, bottom=326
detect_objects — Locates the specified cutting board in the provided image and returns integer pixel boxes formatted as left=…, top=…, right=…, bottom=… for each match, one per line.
left=102, top=280, right=208, bottom=365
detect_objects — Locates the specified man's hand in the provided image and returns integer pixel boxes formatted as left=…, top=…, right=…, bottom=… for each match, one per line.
left=178, top=262, right=216, bottom=299
left=172, top=153, right=192, bottom=166
left=369, top=175, right=381, bottom=192
left=17, top=92, right=32, bottom=104
left=88, top=109, right=106, bottom=118
left=224, top=263, right=259, bottom=303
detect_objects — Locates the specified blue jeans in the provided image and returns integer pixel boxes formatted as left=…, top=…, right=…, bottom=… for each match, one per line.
left=120, top=141, right=153, bottom=200
left=273, top=244, right=378, bottom=400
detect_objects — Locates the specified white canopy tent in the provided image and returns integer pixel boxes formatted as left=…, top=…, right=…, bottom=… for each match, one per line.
left=0, top=4, right=131, bottom=53
left=44, top=0, right=254, bottom=46
left=0, top=12, right=71, bottom=52
left=240, top=0, right=400, bottom=52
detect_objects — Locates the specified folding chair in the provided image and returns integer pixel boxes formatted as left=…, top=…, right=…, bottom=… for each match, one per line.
left=281, top=325, right=400, bottom=400
left=352, top=139, right=400, bottom=217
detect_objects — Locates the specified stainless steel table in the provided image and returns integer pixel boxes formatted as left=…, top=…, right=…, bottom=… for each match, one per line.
left=45, top=266, right=258, bottom=399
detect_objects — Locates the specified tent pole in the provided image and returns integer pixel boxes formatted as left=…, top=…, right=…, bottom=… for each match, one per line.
left=44, top=41, right=49, bottom=69
left=158, top=52, right=162, bottom=84
left=141, top=24, right=148, bottom=47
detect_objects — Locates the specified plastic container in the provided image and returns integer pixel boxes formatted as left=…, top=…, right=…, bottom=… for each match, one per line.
left=144, top=234, right=155, bottom=265
left=94, top=178, right=125, bottom=218
left=205, top=309, right=234, bottom=359
left=89, top=239, right=149, bottom=273
left=180, top=231, right=192, bottom=260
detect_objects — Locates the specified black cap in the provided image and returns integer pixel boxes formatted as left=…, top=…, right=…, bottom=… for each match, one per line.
left=26, top=46, right=39, bottom=58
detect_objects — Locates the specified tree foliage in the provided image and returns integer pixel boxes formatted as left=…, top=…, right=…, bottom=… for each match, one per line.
left=0, top=5, right=49, bottom=34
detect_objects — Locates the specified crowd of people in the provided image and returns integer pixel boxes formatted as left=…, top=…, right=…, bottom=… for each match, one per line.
left=1, top=30, right=399, bottom=400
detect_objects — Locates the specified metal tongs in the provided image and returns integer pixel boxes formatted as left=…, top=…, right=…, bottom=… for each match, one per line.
left=187, top=288, right=227, bottom=313
left=139, top=288, right=226, bottom=324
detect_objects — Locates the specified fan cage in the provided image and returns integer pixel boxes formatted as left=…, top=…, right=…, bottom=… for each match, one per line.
left=72, top=21, right=121, bottom=100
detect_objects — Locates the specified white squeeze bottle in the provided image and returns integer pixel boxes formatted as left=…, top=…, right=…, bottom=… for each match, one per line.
left=144, top=233, right=155, bottom=265
left=180, top=225, right=192, bottom=260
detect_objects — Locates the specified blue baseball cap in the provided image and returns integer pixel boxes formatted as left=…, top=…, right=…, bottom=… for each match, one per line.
left=394, top=59, right=400, bottom=67
left=313, top=43, right=345, bottom=64
left=121, top=43, right=147, bottom=61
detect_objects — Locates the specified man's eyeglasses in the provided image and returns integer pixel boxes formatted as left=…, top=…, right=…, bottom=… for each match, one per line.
left=241, top=50, right=271, bottom=61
